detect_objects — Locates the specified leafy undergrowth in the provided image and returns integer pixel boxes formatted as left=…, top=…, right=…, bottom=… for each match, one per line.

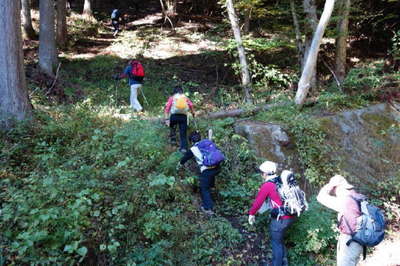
left=10, top=5, right=400, bottom=265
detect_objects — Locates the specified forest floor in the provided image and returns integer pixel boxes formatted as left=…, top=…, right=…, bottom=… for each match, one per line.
left=20, top=3, right=400, bottom=266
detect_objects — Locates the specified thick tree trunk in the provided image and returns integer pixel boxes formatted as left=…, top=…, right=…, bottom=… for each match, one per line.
left=56, top=0, right=68, bottom=48
left=0, top=0, right=32, bottom=128
left=39, top=0, right=58, bottom=77
left=295, top=0, right=336, bottom=107
left=335, top=0, right=351, bottom=84
left=82, top=0, right=93, bottom=19
left=226, top=0, right=252, bottom=103
left=21, top=0, right=37, bottom=40
left=303, top=0, right=318, bottom=89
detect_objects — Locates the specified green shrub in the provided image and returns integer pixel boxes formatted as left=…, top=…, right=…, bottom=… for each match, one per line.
left=287, top=198, right=337, bottom=265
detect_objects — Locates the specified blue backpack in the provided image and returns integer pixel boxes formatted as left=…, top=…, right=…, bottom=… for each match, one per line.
left=345, top=198, right=385, bottom=259
left=111, top=9, right=120, bottom=20
left=196, top=139, right=225, bottom=167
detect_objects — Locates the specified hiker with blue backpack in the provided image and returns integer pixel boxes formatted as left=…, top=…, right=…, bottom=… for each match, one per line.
left=115, top=60, right=145, bottom=112
left=317, top=175, right=385, bottom=266
left=164, top=87, right=195, bottom=153
left=177, top=131, right=225, bottom=215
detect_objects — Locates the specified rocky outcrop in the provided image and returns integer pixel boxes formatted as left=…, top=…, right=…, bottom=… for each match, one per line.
left=234, top=103, right=400, bottom=188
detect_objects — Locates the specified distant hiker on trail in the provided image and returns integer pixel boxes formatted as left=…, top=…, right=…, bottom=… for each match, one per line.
left=164, top=87, right=195, bottom=153
left=115, top=60, right=145, bottom=112
left=317, top=175, right=385, bottom=266
left=248, top=161, right=295, bottom=266
left=177, top=131, right=225, bottom=215
left=111, top=9, right=121, bottom=37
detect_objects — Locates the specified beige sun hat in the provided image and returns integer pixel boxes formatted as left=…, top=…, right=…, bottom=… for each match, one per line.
left=329, top=175, right=354, bottom=189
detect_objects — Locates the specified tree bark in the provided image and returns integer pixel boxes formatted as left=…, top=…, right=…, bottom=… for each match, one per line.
left=303, top=0, right=318, bottom=89
left=295, top=0, right=337, bottom=107
left=226, top=0, right=252, bottom=103
left=39, top=0, right=58, bottom=77
left=21, top=0, right=37, bottom=40
left=56, top=0, right=68, bottom=48
left=243, top=9, right=251, bottom=34
left=335, top=0, right=351, bottom=84
left=82, top=0, right=94, bottom=19
left=0, top=0, right=32, bottom=128
left=290, top=0, right=303, bottom=69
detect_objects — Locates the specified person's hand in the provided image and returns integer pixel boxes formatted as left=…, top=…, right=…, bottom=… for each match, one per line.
left=248, top=215, right=255, bottom=225
left=165, top=119, right=170, bottom=127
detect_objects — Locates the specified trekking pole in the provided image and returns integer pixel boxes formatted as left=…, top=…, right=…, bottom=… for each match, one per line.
left=139, top=85, right=149, bottom=106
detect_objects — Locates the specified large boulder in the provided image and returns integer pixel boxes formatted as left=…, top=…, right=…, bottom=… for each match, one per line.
left=318, top=103, right=399, bottom=187
left=234, top=120, right=298, bottom=170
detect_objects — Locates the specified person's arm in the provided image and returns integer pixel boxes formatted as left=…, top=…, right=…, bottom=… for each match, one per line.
left=180, top=149, right=194, bottom=165
left=164, top=97, right=173, bottom=119
left=249, top=182, right=272, bottom=215
left=316, top=183, right=341, bottom=212
left=118, top=66, right=130, bottom=79
left=186, top=98, right=195, bottom=117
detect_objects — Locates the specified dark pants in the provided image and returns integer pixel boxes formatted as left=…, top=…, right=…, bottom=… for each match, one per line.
left=199, top=167, right=219, bottom=210
left=269, top=218, right=294, bottom=266
left=112, top=19, right=119, bottom=33
left=169, top=114, right=188, bottom=150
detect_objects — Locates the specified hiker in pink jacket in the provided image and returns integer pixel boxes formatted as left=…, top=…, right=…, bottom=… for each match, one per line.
left=248, top=161, right=294, bottom=266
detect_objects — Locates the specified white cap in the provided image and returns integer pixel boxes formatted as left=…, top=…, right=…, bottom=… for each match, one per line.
left=259, top=161, right=277, bottom=175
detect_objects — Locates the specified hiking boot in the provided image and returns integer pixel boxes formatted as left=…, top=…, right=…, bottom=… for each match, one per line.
left=179, top=148, right=187, bottom=153
left=200, top=206, right=215, bottom=216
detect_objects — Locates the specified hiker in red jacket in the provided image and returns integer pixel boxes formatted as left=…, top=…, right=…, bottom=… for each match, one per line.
left=248, top=161, right=294, bottom=266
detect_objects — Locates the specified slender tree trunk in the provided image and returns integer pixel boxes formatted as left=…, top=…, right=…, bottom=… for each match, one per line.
left=335, top=0, right=351, bottom=84
left=21, top=0, right=37, bottom=40
left=295, top=0, right=337, bottom=106
left=290, top=0, right=303, bottom=69
left=226, top=0, right=252, bottom=103
left=56, top=0, right=68, bottom=48
left=303, top=0, right=318, bottom=89
left=165, top=0, right=177, bottom=16
left=0, top=0, right=32, bottom=128
left=82, top=0, right=93, bottom=19
left=243, top=9, right=251, bottom=34
left=39, top=0, right=58, bottom=77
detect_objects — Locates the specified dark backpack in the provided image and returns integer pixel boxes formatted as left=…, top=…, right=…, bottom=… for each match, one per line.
left=344, top=198, right=385, bottom=259
left=111, top=9, right=120, bottom=20
left=196, top=139, right=225, bottom=167
left=345, top=198, right=385, bottom=244
left=130, top=61, right=145, bottom=82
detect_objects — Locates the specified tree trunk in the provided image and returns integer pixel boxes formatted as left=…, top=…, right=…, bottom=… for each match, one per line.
left=226, top=0, right=252, bottom=103
left=243, top=9, right=251, bottom=34
left=295, top=0, right=336, bottom=107
left=0, top=0, right=32, bottom=128
left=303, top=0, right=318, bottom=89
left=56, top=0, right=68, bottom=48
left=165, top=0, right=177, bottom=16
left=39, top=0, right=58, bottom=77
left=82, top=0, right=93, bottom=19
left=290, top=0, right=303, bottom=69
left=335, top=0, right=351, bottom=84
left=21, top=0, right=37, bottom=40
